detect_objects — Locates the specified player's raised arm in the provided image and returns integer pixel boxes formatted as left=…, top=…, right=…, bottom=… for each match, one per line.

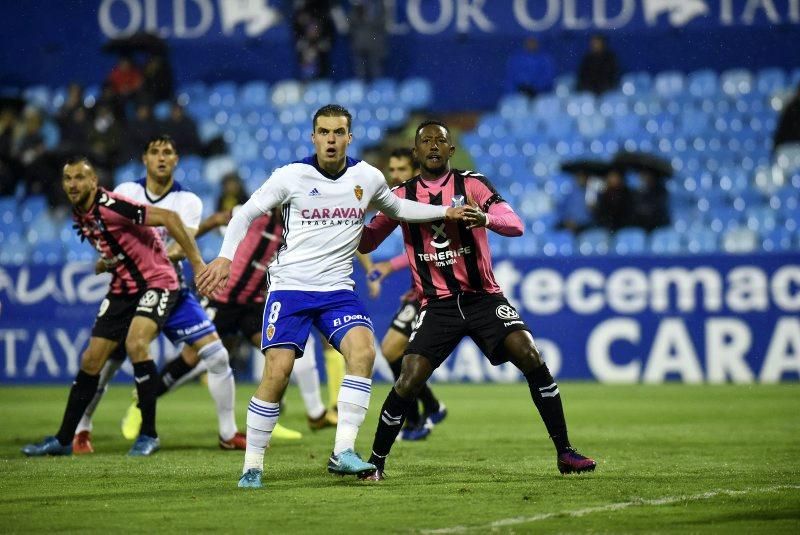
left=144, top=206, right=205, bottom=274
left=372, top=180, right=465, bottom=223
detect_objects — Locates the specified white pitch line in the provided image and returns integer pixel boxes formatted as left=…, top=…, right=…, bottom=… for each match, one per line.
left=420, top=484, right=800, bottom=534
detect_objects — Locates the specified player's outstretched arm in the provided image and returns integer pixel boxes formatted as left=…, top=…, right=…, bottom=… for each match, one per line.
left=145, top=206, right=206, bottom=274
left=463, top=202, right=524, bottom=236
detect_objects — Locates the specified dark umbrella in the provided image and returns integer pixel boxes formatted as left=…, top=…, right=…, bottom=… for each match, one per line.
left=560, top=159, right=612, bottom=177
left=612, top=150, right=673, bottom=178
left=102, top=32, right=167, bottom=56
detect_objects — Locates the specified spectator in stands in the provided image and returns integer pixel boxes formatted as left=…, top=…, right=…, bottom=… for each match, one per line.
left=141, top=54, right=174, bottom=104
left=12, top=107, right=46, bottom=168
left=349, top=0, right=387, bottom=81
left=632, top=171, right=670, bottom=232
left=773, top=84, right=800, bottom=153
left=292, top=0, right=335, bottom=80
left=161, top=102, right=202, bottom=155
left=504, top=37, right=555, bottom=97
left=576, top=34, right=619, bottom=95
left=107, top=56, right=144, bottom=99
left=558, top=168, right=595, bottom=234
left=58, top=106, right=91, bottom=156
left=0, top=101, right=21, bottom=195
left=87, top=104, right=124, bottom=168
left=217, top=172, right=248, bottom=212
left=126, top=102, right=160, bottom=161
left=57, top=84, right=85, bottom=121
left=594, top=166, right=633, bottom=232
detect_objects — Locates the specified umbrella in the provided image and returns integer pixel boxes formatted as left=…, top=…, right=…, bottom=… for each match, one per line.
left=560, top=159, right=612, bottom=177
left=102, top=32, right=168, bottom=56
left=612, top=150, right=673, bottom=178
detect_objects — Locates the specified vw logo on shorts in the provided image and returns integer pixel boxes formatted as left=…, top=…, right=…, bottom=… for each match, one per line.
left=495, top=305, right=519, bottom=320
left=138, top=290, right=159, bottom=307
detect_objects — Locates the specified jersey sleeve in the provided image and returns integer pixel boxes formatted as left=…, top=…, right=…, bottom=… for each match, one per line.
left=175, top=193, right=203, bottom=230
left=371, top=177, right=447, bottom=222
left=217, top=168, right=291, bottom=261
left=466, top=173, right=506, bottom=212
left=100, top=191, right=146, bottom=226
left=358, top=211, right=400, bottom=253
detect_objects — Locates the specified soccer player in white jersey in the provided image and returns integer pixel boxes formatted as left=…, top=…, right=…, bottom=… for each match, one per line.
left=196, top=105, right=466, bottom=489
left=73, top=135, right=247, bottom=451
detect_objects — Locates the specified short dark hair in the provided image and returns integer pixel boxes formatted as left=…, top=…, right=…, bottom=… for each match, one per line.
left=143, top=134, right=177, bottom=154
left=414, top=120, right=450, bottom=144
left=64, top=155, right=94, bottom=169
left=389, top=147, right=418, bottom=169
left=313, top=104, right=352, bottom=131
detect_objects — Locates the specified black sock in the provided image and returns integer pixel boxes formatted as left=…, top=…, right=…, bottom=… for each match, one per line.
left=369, top=388, right=413, bottom=470
left=133, top=361, right=159, bottom=439
left=525, top=364, right=570, bottom=454
left=418, top=384, right=440, bottom=415
left=55, top=371, right=100, bottom=445
left=388, top=359, right=421, bottom=427
left=156, top=356, right=194, bottom=397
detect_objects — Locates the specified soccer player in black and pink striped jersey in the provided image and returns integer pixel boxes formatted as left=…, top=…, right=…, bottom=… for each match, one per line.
left=358, top=121, right=596, bottom=479
left=22, top=156, right=205, bottom=458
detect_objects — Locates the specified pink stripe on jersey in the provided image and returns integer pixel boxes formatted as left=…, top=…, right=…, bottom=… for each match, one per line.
left=72, top=188, right=177, bottom=295
left=215, top=210, right=283, bottom=305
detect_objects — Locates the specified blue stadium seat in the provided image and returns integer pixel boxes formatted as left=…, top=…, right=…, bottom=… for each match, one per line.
left=30, top=239, right=65, bottom=265
left=722, top=227, right=758, bottom=253
left=270, top=80, right=303, bottom=107
left=686, top=229, right=718, bottom=253
left=0, top=239, right=29, bottom=265
left=654, top=71, right=685, bottom=98
left=239, top=81, right=270, bottom=108
left=577, top=228, right=610, bottom=255
left=650, top=228, right=682, bottom=254
left=399, top=78, right=433, bottom=109
left=334, top=79, right=366, bottom=106
left=687, top=69, right=718, bottom=98
left=762, top=227, right=794, bottom=252
left=19, top=195, right=47, bottom=224
left=720, top=69, right=753, bottom=96
left=621, top=72, right=652, bottom=96
left=208, top=81, right=238, bottom=109
left=540, top=231, right=574, bottom=256
left=613, top=228, right=647, bottom=255
left=756, top=68, right=786, bottom=95
left=745, top=206, right=778, bottom=233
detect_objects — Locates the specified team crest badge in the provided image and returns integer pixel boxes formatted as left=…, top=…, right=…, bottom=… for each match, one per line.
left=266, top=324, right=276, bottom=341
left=354, top=185, right=363, bottom=201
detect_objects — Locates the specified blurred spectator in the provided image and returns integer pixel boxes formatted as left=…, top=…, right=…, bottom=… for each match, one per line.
left=293, top=0, right=335, bottom=80
left=161, top=102, right=202, bottom=155
left=126, top=102, right=160, bottom=161
left=141, top=54, right=174, bottom=104
left=504, top=37, right=555, bottom=97
left=217, top=172, right=248, bottom=212
left=12, top=107, right=46, bottom=167
left=57, top=85, right=91, bottom=155
left=87, top=104, right=124, bottom=167
left=577, top=34, right=619, bottom=95
left=57, top=83, right=85, bottom=120
left=632, top=171, right=670, bottom=232
left=773, top=84, right=800, bottom=153
left=107, top=56, right=144, bottom=99
left=594, top=167, right=633, bottom=232
left=558, top=160, right=606, bottom=234
left=349, top=0, right=387, bottom=81
left=0, top=101, right=21, bottom=195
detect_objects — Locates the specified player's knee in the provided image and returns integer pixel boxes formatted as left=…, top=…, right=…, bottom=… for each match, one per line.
left=349, top=342, right=376, bottom=366
left=79, top=349, right=105, bottom=375
left=395, top=356, right=427, bottom=397
left=198, top=339, right=230, bottom=375
left=124, top=336, right=149, bottom=362
left=514, top=344, right=544, bottom=374
left=380, top=339, right=401, bottom=362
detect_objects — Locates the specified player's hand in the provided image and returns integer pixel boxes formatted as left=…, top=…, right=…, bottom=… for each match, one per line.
left=444, top=206, right=466, bottom=221
left=196, top=257, right=231, bottom=297
left=366, top=261, right=393, bottom=298
left=463, top=205, right=488, bottom=229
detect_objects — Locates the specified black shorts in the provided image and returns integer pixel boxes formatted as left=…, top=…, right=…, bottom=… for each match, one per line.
left=388, top=298, right=421, bottom=338
left=206, top=299, right=265, bottom=340
left=404, top=292, right=531, bottom=369
left=92, top=288, right=178, bottom=342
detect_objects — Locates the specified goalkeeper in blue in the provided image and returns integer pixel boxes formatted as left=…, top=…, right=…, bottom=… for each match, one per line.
left=196, top=105, right=466, bottom=489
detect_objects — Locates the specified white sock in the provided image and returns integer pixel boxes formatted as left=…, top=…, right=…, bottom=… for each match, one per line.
left=76, top=357, right=123, bottom=433
left=199, top=340, right=237, bottom=440
left=244, top=397, right=280, bottom=473
left=293, top=338, right=326, bottom=419
left=334, top=375, right=372, bottom=455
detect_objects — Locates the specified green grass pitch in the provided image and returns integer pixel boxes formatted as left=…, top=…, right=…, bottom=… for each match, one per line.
left=1, top=383, right=798, bottom=533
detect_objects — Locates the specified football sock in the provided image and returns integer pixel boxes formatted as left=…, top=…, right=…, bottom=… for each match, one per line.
left=200, top=340, right=238, bottom=440
left=524, top=364, right=571, bottom=453
left=388, top=358, right=403, bottom=379
left=76, top=357, right=123, bottom=433
left=418, top=384, right=441, bottom=416
left=334, top=375, right=371, bottom=455
left=324, top=346, right=345, bottom=409
left=388, top=358, right=421, bottom=426
left=244, top=397, right=279, bottom=473
left=369, top=387, right=413, bottom=469
left=55, top=370, right=100, bottom=446
left=293, top=342, right=326, bottom=419
left=133, top=360, right=159, bottom=439
left=155, top=355, right=194, bottom=397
